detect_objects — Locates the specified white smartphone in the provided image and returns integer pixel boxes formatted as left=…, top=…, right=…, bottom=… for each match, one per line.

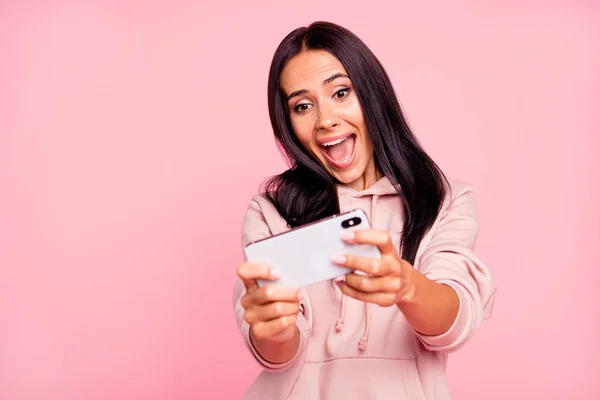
left=244, top=209, right=381, bottom=289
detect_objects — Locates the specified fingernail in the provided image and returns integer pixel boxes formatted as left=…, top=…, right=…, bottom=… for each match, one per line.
left=341, top=231, right=355, bottom=241
left=270, top=269, right=281, bottom=279
left=336, top=280, right=343, bottom=287
left=331, top=254, right=346, bottom=264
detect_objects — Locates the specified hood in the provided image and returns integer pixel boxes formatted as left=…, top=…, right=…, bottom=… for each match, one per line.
left=336, top=176, right=400, bottom=199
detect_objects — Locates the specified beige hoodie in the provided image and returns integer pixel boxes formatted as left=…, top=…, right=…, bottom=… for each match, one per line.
left=233, top=177, right=496, bottom=399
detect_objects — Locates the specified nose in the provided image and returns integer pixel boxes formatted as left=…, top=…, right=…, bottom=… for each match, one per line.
left=317, top=103, right=340, bottom=131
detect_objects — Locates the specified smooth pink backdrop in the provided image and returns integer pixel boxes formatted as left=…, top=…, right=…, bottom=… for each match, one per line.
left=1, top=1, right=599, bottom=399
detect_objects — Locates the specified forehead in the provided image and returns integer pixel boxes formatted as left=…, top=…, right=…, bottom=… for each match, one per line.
left=280, top=50, right=347, bottom=92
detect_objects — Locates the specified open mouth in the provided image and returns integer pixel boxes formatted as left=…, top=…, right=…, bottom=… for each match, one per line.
left=318, top=133, right=357, bottom=169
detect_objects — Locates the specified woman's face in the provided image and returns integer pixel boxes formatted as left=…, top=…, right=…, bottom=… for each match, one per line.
left=280, top=50, right=379, bottom=191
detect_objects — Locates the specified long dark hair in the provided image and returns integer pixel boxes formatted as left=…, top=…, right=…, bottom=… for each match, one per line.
left=262, top=21, right=448, bottom=265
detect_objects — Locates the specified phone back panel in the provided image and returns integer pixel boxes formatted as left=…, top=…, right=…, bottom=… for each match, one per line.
left=244, top=209, right=382, bottom=289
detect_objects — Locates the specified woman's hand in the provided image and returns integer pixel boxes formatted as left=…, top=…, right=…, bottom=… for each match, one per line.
left=330, top=229, right=417, bottom=307
left=237, top=262, right=300, bottom=344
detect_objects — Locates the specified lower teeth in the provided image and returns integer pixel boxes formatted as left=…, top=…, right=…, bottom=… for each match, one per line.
left=335, top=155, right=351, bottom=163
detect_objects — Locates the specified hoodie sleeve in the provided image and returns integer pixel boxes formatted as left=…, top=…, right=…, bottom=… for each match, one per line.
left=232, top=196, right=311, bottom=371
left=414, top=182, right=497, bottom=353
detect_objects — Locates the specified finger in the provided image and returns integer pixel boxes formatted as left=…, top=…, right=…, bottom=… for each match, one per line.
left=338, top=281, right=398, bottom=307
left=242, top=284, right=298, bottom=307
left=237, top=262, right=281, bottom=288
left=245, top=301, right=300, bottom=325
left=251, top=315, right=298, bottom=340
left=268, top=325, right=298, bottom=343
left=341, top=229, right=396, bottom=255
left=344, top=273, right=401, bottom=293
left=331, top=253, right=387, bottom=276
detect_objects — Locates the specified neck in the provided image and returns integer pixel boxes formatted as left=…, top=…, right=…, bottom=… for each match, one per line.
left=348, top=158, right=382, bottom=191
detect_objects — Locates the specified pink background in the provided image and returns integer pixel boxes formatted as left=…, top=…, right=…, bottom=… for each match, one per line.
left=1, top=1, right=599, bottom=399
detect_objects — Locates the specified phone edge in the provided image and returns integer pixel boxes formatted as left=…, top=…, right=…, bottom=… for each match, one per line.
left=244, top=208, right=369, bottom=249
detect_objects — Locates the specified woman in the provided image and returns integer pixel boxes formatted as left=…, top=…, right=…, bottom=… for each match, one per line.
left=232, top=21, right=496, bottom=399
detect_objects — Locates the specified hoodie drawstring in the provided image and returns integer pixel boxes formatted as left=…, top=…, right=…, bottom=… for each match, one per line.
left=356, top=194, right=379, bottom=351
left=358, top=302, right=371, bottom=351
left=334, top=194, right=380, bottom=352
left=333, top=276, right=347, bottom=331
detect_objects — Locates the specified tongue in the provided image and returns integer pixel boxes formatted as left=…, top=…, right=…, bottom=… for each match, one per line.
left=326, top=135, right=355, bottom=161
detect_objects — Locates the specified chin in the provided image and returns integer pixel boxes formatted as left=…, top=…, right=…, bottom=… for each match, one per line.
left=331, top=166, right=366, bottom=186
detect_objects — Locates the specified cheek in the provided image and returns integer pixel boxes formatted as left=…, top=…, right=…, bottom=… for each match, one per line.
left=342, top=98, right=366, bottom=128
left=290, top=117, right=315, bottom=150
left=355, top=109, right=367, bottom=130
left=346, top=103, right=371, bottom=150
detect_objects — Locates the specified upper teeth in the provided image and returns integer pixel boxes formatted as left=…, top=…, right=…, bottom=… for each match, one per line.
left=322, top=136, right=349, bottom=146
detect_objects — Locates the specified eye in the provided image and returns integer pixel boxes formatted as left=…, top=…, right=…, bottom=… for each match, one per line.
left=293, top=103, right=313, bottom=113
left=334, top=88, right=351, bottom=99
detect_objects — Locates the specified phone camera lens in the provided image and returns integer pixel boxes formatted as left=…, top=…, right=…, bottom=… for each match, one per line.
left=342, top=217, right=362, bottom=229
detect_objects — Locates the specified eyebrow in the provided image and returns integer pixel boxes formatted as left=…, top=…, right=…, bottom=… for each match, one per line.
left=286, top=73, right=350, bottom=102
